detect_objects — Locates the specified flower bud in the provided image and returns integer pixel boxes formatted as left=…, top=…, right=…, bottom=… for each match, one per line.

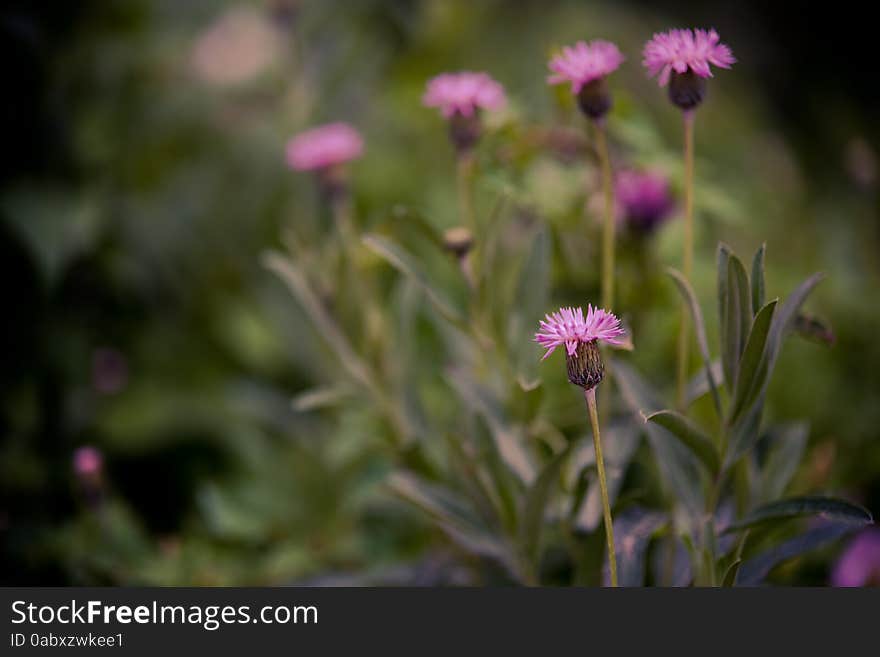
left=448, top=112, right=482, bottom=154
left=565, top=339, right=605, bottom=390
left=668, top=70, right=707, bottom=111
left=443, top=226, right=474, bottom=258
left=577, top=77, right=613, bottom=121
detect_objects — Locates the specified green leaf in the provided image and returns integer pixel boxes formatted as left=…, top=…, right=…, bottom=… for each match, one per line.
left=759, top=423, right=809, bottom=502
left=716, top=243, right=732, bottom=382
left=722, top=254, right=752, bottom=391
left=509, top=226, right=550, bottom=382
left=738, top=523, right=856, bottom=585
left=387, top=471, right=516, bottom=573
left=263, top=252, right=375, bottom=390
left=518, top=446, right=571, bottom=570
left=612, top=361, right=704, bottom=513
left=363, top=234, right=467, bottom=330
left=726, top=496, right=874, bottom=533
left=750, top=243, right=766, bottom=315
left=721, top=559, right=741, bottom=587
left=445, top=368, right=536, bottom=486
left=645, top=410, right=719, bottom=475
left=685, top=359, right=725, bottom=407
left=728, top=299, right=778, bottom=426
left=666, top=268, right=722, bottom=417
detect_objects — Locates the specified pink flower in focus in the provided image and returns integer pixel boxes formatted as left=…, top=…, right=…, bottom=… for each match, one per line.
left=73, top=446, right=103, bottom=478
left=535, top=305, right=627, bottom=361
left=547, top=40, right=624, bottom=94
left=615, top=169, right=675, bottom=233
left=285, top=123, right=364, bottom=171
left=643, top=28, right=735, bottom=86
left=422, top=71, right=506, bottom=119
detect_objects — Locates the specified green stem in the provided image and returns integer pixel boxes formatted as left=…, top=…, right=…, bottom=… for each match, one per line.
left=456, top=152, right=476, bottom=234
left=675, top=111, right=695, bottom=409
left=595, top=122, right=615, bottom=312
left=585, top=387, right=618, bottom=587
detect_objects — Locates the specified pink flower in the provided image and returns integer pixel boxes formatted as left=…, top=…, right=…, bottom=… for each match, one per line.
left=535, top=305, right=627, bottom=361
left=831, top=528, right=880, bottom=587
left=547, top=40, right=624, bottom=94
left=285, top=123, right=364, bottom=171
left=643, top=28, right=735, bottom=86
left=422, top=71, right=506, bottom=119
left=615, top=169, right=675, bottom=233
left=73, top=446, right=103, bottom=478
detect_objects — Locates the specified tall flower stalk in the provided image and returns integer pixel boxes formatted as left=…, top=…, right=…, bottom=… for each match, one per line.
left=548, top=40, right=624, bottom=310
left=423, top=71, right=506, bottom=290
left=642, top=28, right=735, bottom=407
left=536, top=305, right=630, bottom=586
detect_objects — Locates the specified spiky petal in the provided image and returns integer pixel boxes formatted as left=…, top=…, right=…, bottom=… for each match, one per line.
left=642, top=28, right=735, bottom=87
left=534, top=305, right=627, bottom=361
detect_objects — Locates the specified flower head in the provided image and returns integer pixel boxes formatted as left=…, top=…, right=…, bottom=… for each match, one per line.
left=615, top=169, right=675, bottom=233
left=422, top=71, right=506, bottom=119
left=831, top=528, right=880, bottom=587
left=285, top=122, right=364, bottom=172
left=642, top=28, right=735, bottom=87
left=535, top=305, right=627, bottom=361
left=547, top=40, right=624, bottom=94
left=73, top=446, right=103, bottom=478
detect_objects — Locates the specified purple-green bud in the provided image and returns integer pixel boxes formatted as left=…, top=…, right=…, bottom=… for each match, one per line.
left=577, top=77, right=612, bottom=121
left=668, top=70, right=707, bottom=111
left=566, top=339, right=605, bottom=390
left=448, top=112, right=482, bottom=154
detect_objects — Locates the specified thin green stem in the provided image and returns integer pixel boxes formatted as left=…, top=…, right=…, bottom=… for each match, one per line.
left=675, top=111, right=695, bottom=409
left=456, top=152, right=476, bottom=233
left=595, top=123, right=615, bottom=312
left=585, top=386, right=618, bottom=587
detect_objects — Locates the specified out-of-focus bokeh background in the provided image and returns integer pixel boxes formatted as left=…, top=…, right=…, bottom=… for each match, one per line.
left=2, top=0, right=878, bottom=585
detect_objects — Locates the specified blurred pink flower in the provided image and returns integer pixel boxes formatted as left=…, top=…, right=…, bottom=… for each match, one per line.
left=643, top=28, right=735, bottom=86
left=547, top=40, right=624, bottom=94
left=285, top=123, right=364, bottom=171
left=73, top=446, right=103, bottom=478
left=831, top=528, right=880, bottom=587
left=535, top=305, right=627, bottom=361
left=615, top=169, right=675, bottom=233
left=422, top=72, right=506, bottom=119
left=190, top=7, right=283, bottom=86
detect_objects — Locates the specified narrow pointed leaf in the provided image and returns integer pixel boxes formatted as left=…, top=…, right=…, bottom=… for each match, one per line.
left=510, top=227, right=550, bottom=382
left=519, top=446, right=571, bottom=568
left=264, top=252, right=375, bottom=389
left=667, top=268, right=722, bottom=416
left=721, top=559, right=741, bottom=587
left=645, top=410, right=719, bottom=475
left=388, top=471, right=516, bottom=573
left=726, top=496, right=874, bottom=533
left=613, top=360, right=704, bottom=512
left=760, top=422, right=809, bottom=502
left=717, top=243, right=732, bottom=384
left=750, top=243, right=766, bottom=315
left=721, top=251, right=751, bottom=390
left=363, top=234, right=467, bottom=330
left=728, top=299, right=778, bottom=425
left=738, top=523, right=857, bottom=585
left=685, top=359, right=725, bottom=406
left=446, top=368, right=536, bottom=485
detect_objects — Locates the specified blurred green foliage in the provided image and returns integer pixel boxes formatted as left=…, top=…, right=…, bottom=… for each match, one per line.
left=1, top=0, right=878, bottom=585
